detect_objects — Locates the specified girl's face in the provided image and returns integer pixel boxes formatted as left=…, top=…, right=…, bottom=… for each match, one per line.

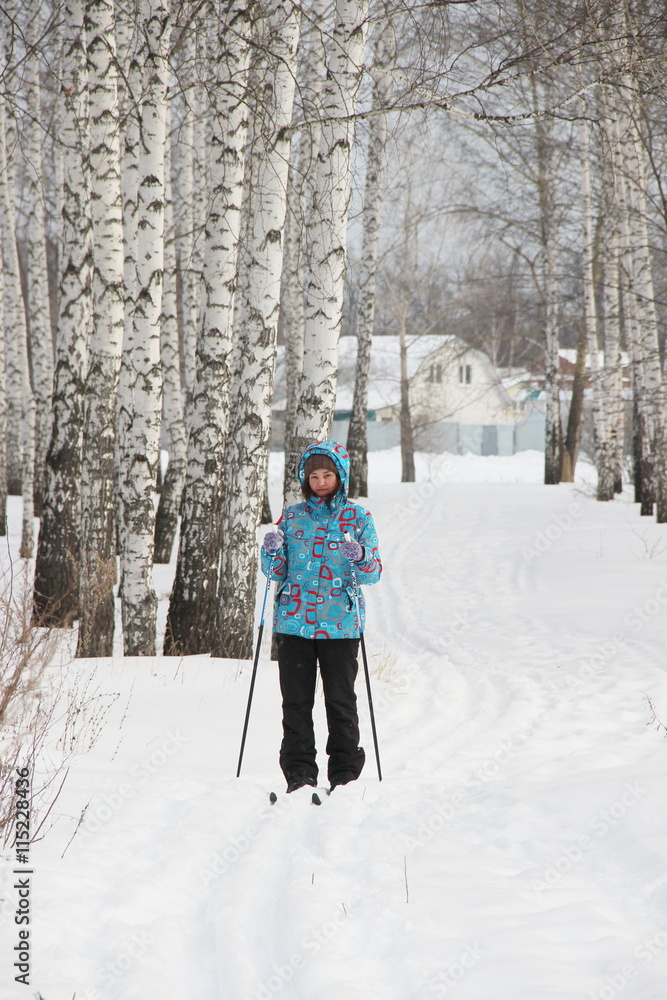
left=309, top=468, right=338, bottom=498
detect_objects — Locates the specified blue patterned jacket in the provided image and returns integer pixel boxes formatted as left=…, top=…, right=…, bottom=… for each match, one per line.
left=261, top=441, right=382, bottom=639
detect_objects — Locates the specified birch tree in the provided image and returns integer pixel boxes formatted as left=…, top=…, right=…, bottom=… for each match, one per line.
left=286, top=0, right=370, bottom=494
left=602, top=4, right=663, bottom=518
left=579, top=107, right=609, bottom=499
left=217, top=0, right=300, bottom=659
left=0, top=90, right=7, bottom=533
left=24, top=1, right=55, bottom=514
left=280, top=0, right=327, bottom=501
left=3, top=104, right=24, bottom=498
left=7, top=77, right=37, bottom=556
left=154, top=109, right=187, bottom=565
left=0, top=84, right=22, bottom=529
left=115, top=6, right=141, bottom=559
left=347, top=11, right=395, bottom=498
left=164, top=0, right=255, bottom=655
left=117, top=0, right=170, bottom=655
left=77, top=0, right=124, bottom=657
left=172, top=20, right=200, bottom=425
left=33, top=0, right=92, bottom=624
left=534, top=83, right=562, bottom=485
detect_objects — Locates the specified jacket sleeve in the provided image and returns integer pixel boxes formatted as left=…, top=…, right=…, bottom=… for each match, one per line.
left=354, top=511, right=382, bottom=585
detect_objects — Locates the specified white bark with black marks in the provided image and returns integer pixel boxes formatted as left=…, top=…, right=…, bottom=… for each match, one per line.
left=33, top=0, right=92, bottom=623
left=534, top=86, right=562, bottom=485
left=3, top=95, right=25, bottom=499
left=115, top=7, right=140, bottom=559
left=281, top=0, right=328, bottom=503
left=118, top=0, right=170, bottom=656
left=289, top=0, right=369, bottom=479
left=77, top=0, right=124, bottom=657
left=347, top=13, right=395, bottom=498
left=165, top=0, right=255, bottom=655
left=0, top=85, right=20, bottom=526
left=0, top=89, right=7, bottom=533
left=154, top=106, right=187, bottom=565
left=217, top=0, right=300, bottom=659
left=24, top=1, right=54, bottom=514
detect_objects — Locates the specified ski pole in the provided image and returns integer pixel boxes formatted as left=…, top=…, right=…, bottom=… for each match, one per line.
left=236, top=552, right=275, bottom=778
left=345, top=533, right=383, bottom=782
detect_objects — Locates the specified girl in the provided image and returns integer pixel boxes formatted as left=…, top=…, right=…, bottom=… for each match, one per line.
left=261, top=441, right=382, bottom=793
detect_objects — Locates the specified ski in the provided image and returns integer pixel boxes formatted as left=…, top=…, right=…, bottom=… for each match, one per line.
left=269, top=789, right=329, bottom=805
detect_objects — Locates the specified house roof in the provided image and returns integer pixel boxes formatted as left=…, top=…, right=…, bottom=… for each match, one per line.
left=335, top=335, right=462, bottom=411
left=274, top=334, right=472, bottom=412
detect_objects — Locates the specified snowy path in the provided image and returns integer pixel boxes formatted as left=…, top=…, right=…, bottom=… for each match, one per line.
left=3, top=456, right=667, bottom=1000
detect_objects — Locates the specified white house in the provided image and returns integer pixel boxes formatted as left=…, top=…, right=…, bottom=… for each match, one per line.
left=272, top=334, right=544, bottom=454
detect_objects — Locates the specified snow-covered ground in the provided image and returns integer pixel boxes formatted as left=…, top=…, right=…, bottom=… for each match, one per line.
left=2, top=448, right=667, bottom=1000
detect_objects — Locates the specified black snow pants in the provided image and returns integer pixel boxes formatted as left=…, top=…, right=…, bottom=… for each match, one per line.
left=276, top=633, right=365, bottom=787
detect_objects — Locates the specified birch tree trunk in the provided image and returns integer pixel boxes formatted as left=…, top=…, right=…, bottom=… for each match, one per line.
left=534, top=90, right=562, bottom=485
left=24, top=1, right=55, bottom=515
left=287, top=0, right=369, bottom=494
left=3, top=108, right=23, bottom=498
left=117, top=0, right=170, bottom=655
left=0, top=90, right=7, bottom=534
left=596, top=106, right=624, bottom=500
left=281, top=0, right=327, bottom=502
left=77, top=0, right=124, bottom=658
left=613, top=106, right=660, bottom=516
left=174, top=20, right=200, bottom=426
left=154, top=109, right=187, bottom=564
left=164, top=0, right=254, bottom=655
left=19, top=334, right=36, bottom=560
left=580, top=110, right=609, bottom=500
left=216, top=0, right=300, bottom=660
left=626, top=120, right=663, bottom=519
left=347, top=13, right=395, bottom=498
left=603, top=8, right=663, bottom=516
left=561, top=330, right=586, bottom=483
left=115, top=9, right=141, bottom=558
left=33, top=0, right=92, bottom=624
left=397, top=304, right=415, bottom=482
left=185, top=27, right=211, bottom=422
left=0, top=86, right=22, bottom=527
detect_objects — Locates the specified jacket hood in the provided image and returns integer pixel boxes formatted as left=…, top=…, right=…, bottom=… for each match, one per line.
left=297, top=440, right=350, bottom=496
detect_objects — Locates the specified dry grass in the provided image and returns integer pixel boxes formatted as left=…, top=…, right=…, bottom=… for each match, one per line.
left=1, top=560, right=119, bottom=848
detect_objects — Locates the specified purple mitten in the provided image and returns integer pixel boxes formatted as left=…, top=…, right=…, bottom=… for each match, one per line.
left=263, top=529, right=284, bottom=554
left=341, top=540, right=363, bottom=562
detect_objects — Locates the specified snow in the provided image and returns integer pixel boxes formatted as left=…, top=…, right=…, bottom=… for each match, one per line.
left=2, top=449, right=667, bottom=1000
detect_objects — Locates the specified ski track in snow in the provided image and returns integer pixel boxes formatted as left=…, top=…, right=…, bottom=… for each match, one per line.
left=3, top=461, right=667, bottom=1000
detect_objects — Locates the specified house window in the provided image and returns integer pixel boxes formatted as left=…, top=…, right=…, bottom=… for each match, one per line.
left=458, top=364, right=472, bottom=384
left=428, top=363, right=443, bottom=384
